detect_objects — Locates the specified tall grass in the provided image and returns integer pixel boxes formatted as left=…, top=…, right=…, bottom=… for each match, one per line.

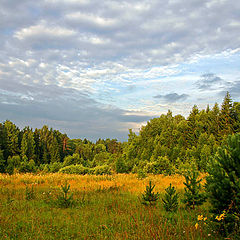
left=0, top=173, right=219, bottom=239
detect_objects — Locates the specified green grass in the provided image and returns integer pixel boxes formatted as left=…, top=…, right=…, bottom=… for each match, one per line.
left=0, top=184, right=224, bottom=240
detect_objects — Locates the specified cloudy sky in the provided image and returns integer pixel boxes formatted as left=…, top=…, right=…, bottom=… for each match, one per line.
left=0, top=0, right=240, bottom=141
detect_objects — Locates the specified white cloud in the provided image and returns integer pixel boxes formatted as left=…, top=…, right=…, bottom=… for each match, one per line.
left=66, top=12, right=117, bottom=28
left=14, top=21, right=76, bottom=40
left=1, top=0, right=240, bottom=139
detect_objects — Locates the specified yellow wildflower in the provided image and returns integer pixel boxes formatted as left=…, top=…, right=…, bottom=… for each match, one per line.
left=216, top=212, right=225, bottom=221
left=198, top=215, right=204, bottom=221
left=195, top=223, right=199, bottom=229
left=203, top=217, right=207, bottom=221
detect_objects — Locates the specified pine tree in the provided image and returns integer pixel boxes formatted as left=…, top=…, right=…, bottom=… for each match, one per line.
left=141, top=180, right=160, bottom=206
left=183, top=170, right=206, bottom=209
left=162, top=183, right=179, bottom=212
left=220, top=92, right=234, bottom=136
left=206, top=133, right=240, bottom=233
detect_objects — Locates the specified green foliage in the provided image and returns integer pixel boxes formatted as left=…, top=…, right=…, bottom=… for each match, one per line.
left=48, top=162, right=63, bottom=173
left=63, top=153, right=84, bottom=167
left=141, top=180, right=160, bottom=206
left=56, top=182, right=74, bottom=208
left=0, top=150, right=5, bottom=173
left=137, top=168, right=147, bottom=179
left=92, top=165, right=111, bottom=175
left=59, top=164, right=111, bottom=175
left=59, top=164, right=89, bottom=175
left=145, top=156, right=175, bottom=175
left=162, top=183, right=179, bottom=212
left=115, top=157, right=127, bottom=173
left=206, top=133, right=240, bottom=234
left=0, top=93, right=239, bottom=174
left=6, top=155, right=21, bottom=174
left=183, top=170, right=206, bottom=209
left=19, top=158, right=36, bottom=173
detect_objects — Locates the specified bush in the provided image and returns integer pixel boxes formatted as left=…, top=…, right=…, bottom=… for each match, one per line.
left=93, top=165, right=111, bottom=175
left=59, top=164, right=89, bottom=174
left=19, top=157, right=36, bottom=173
left=63, top=153, right=84, bottom=167
left=6, top=155, right=21, bottom=174
left=145, top=156, right=175, bottom=175
left=49, top=162, right=63, bottom=173
left=206, top=134, right=240, bottom=234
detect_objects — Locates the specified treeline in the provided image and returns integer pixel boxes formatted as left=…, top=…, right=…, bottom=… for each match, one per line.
left=0, top=92, right=240, bottom=175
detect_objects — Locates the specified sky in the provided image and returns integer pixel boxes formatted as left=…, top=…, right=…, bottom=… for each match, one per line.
left=0, top=0, right=240, bottom=141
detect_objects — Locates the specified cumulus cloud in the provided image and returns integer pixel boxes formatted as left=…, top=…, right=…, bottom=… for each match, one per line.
left=0, top=0, right=240, bottom=139
left=154, top=93, right=189, bottom=103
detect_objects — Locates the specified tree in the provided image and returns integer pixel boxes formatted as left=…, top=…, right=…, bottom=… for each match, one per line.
left=0, top=150, right=5, bottom=173
left=162, top=183, right=179, bottom=212
left=206, top=133, right=240, bottom=233
left=183, top=170, right=206, bottom=209
left=141, top=180, right=160, bottom=206
left=21, top=129, right=35, bottom=160
left=4, top=120, right=20, bottom=156
left=220, top=92, right=234, bottom=136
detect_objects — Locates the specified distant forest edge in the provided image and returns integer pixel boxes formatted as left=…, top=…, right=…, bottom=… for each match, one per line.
left=1, top=92, right=240, bottom=175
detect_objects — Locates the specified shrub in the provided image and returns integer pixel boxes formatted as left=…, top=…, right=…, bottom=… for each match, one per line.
left=162, top=183, right=179, bottom=212
left=141, top=180, right=160, bottom=206
left=115, top=157, right=128, bottom=173
left=19, top=158, right=36, bottom=173
left=63, top=153, right=84, bottom=167
left=93, top=165, right=111, bottom=175
left=145, top=156, right=175, bottom=175
left=6, top=155, right=21, bottom=174
left=59, top=164, right=89, bottom=174
left=49, top=162, right=63, bottom=173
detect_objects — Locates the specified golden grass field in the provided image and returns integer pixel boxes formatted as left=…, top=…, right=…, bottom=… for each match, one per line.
left=0, top=173, right=218, bottom=240
left=0, top=173, right=187, bottom=193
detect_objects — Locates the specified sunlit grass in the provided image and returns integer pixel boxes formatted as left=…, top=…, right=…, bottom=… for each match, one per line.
left=0, top=173, right=217, bottom=240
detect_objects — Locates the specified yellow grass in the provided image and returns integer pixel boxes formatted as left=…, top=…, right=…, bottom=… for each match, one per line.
left=0, top=173, right=187, bottom=194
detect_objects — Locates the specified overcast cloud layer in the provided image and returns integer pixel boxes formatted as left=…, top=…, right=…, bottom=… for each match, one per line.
left=0, top=0, right=240, bottom=141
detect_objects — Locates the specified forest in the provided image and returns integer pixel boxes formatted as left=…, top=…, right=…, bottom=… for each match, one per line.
left=1, top=92, right=240, bottom=176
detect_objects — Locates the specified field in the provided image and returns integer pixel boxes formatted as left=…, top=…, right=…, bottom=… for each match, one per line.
left=0, top=173, right=222, bottom=239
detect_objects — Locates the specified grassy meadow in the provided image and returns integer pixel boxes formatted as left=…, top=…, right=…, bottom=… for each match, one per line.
left=0, top=173, right=223, bottom=239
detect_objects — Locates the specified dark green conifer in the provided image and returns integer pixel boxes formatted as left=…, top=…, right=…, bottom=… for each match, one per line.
left=183, top=170, right=206, bottom=209
left=206, top=133, right=240, bottom=233
left=141, top=180, right=160, bottom=206
left=162, top=183, right=179, bottom=212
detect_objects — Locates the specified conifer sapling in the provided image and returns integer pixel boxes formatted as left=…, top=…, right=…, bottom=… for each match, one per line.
left=183, top=170, right=206, bottom=209
left=141, top=180, right=160, bottom=206
left=162, top=183, right=179, bottom=212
